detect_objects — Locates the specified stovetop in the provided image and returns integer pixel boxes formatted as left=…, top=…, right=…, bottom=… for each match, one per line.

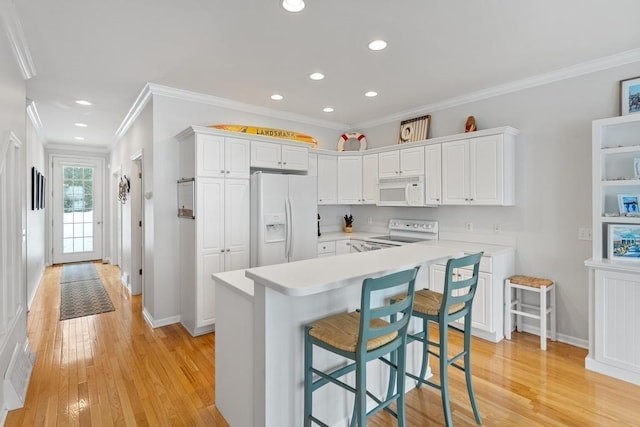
left=367, top=235, right=427, bottom=244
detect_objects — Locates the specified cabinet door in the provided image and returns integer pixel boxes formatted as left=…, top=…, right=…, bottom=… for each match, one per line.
left=251, top=141, right=281, bottom=169
left=197, top=134, right=225, bottom=177
left=470, top=135, right=503, bottom=205
left=362, top=154, right=378, bottom=204
left=199, top=178, right=224, bottom=253
left=308, top=153, right=318, bottom=177
left=429, top=264, right=446, bottom=293
left=400, top=146, right=425, bottom=176
left=338, top=156, right=363, bottom=204
left=458, top=269, right=492, bottom=333
left=424, top=144, right=442, bottom=205
left=335, top=239, right=350, bottom=255
left=317, top=155, right=337, bottom=204
left=200, top=252, right=224, bottom=326
left=378, top=151, right=399, bottom=178
left=225, top=138, right=250, bottom=179
left=224, top=179, right=250, bottom=270
left=282, top=145, right=309, bottom=171
left=442, top=140, right=469, bottom=205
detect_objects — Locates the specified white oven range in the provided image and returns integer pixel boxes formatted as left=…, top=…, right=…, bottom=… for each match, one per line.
left=348, top=219, right=438, bottom=252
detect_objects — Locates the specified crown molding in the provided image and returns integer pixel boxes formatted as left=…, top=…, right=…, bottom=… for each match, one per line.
left=0, top=0, right=36, bottom=80
left=26, top=99, right=42, bottom=131
left=351, top=48, right=640, bottom=130
left=112, top=83, right=153, bottom=145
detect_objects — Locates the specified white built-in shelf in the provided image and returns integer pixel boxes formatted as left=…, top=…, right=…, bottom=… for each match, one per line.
left=601, top=145, right=640, bottom=154
left=600, top=216, right=640, bottom=224
left=601, top=179, right=640, bottom=186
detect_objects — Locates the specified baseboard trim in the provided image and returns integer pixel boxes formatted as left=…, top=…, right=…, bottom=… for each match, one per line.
left=518, top=324, right=588, bottom=349
left=27, top=266, right=45, bottom=310
left=142, top=308, right=180, bottom=329
left=0, top=408, right=7, bottom=426
left=585, top=356, right=640, bottom=386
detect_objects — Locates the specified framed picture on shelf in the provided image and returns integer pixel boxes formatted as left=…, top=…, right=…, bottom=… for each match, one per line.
left=618, top=194, right=640, bottom=214
left=635, top=158, right=640, bottom=179
left=608, top=224, right=640, bottom=261
left=620, top=75, right=640, bottom=116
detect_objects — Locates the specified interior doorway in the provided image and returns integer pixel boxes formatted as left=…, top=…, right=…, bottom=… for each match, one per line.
left=130, top=152, right=144, bottom=296
left=51, top=156, right=103, bottom=264
left=111, top=166, right=122, bottom=267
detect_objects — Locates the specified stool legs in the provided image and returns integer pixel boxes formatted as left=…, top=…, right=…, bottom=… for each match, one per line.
left=504, top=280, right=512, bottom=340
left=516, top=288, right=523, bottom=332
left=439, top=322, right=453, bottom=427
left=551, top=285, right=557, bottom=341
left=540, top=286, right=547, bottom=350
left=464, top=317, right=482, bottom=425
left=416, top=317, right=430, bottom=388
left=304, top=327, right=313, bottom=427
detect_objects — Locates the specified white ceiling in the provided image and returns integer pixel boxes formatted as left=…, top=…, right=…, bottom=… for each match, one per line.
left=12, top=0, right=640, bottom=148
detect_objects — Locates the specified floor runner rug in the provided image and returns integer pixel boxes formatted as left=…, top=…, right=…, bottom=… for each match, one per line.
left=60, top=278, right=115, bottom=320
left=61, top=262, right=100, bottom=283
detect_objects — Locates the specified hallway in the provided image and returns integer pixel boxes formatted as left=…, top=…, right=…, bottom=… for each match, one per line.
left=5, top=263, right=228, bottom=426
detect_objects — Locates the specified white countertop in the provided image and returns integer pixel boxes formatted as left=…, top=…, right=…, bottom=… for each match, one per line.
left=317, top=231, right=378, bottom=242
left=212, top=269, right=254, bottom=299
left=245, top=244, right=462, bottom=297
left=418, top=239, right=514, bottom=257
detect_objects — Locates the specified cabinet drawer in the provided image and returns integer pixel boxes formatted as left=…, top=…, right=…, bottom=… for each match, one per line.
left=317, top=241, right=336, bottom=255
left=436, top=255, right=492, bottom=273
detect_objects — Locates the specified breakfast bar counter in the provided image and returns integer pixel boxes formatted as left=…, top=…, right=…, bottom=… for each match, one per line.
left=213, top=244, right=462, bottom=427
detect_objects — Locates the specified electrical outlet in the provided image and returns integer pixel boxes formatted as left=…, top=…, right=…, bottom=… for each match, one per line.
left=578, top=228, right=592, bottom=241
left=493, top=223, right=501, bottom=233
left=465, top=222, right=473, bottom=232
left=367, top=216, right=373, bottom=225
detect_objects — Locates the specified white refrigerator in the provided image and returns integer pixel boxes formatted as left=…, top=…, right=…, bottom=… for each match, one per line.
left=250, top=172, right=318, bottom=267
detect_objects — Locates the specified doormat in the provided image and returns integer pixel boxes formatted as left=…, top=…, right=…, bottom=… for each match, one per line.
left=60, top=278, right=115, bottom=321
left=61, top=262, right=100, bottom=283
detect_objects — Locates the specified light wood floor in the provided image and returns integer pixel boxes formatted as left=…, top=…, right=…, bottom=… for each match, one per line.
left=6, top=263, right=640, bottom=426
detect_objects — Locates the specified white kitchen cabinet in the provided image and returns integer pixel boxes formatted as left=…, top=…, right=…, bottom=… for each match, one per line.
left=317, top=241, right=336, bottom=257
left=424, top=144, right=442, bottom=205
left=317, top=154, right=337, bottom=204
left=338, top=156, right=363, bottom=204
left=428, top=250, right=513, bottom=343
left=184, top=134, right=250, bottom=179
left=335, top=239, right=350, bottom=255
left=177, top=127, right=250, bottom=336
left=378, top=146, right=425, bottom=178
left=308, top=153, right=318, bottom=177
left=442, top=133, right=514, bottom=206
left=362, top=153, right=378, bottom=204
left=251, top=140, right=308, bottom=171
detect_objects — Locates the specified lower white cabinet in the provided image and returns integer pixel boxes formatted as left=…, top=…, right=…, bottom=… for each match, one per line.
left=179, top=177, right=250, bottom=336
left=428, top=250, right=513, bottom=343
left=317, top=241, right=336, bottom=257
left=586, top=267, right=640, bottom=385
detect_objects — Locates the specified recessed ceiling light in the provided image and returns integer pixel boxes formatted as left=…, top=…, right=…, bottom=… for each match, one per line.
left=368, top=40, right=387, bottom=51
left=323, top=107, right=334, bottom=113
left=75, top=100, right=92, bottom=106
left=74, top=136, right=85, bottom=141
left=310, top=72, right=325, bottom=81
left=365, top=91, right=378, bottom=97
left=271, top=94, right=284, bottom=101
left=74, top=122, right=88, bottom=127
left=282, top=0, right=305, bottom=12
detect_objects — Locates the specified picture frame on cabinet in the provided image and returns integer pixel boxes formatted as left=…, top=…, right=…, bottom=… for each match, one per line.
left=617, top=194, right=640, bottom=215
left=398, top=115, right=430, bottom=144
left=634, top=158, right=640, bottom=179
left=608, top=224, right=640, bottom=261
left=620, top=75, right=640, bottom=115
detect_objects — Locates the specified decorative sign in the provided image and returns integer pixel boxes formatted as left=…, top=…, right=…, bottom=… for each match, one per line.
left=210, top=124, right=318, bottom=148
left=177, top=178, right=195, bottom=219
left=398, top=115, right=431, bottom=144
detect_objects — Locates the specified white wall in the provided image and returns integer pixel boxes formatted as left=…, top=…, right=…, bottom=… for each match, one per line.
left=354, top=62, right=640, bottom=343
left=0, top=11, right=27, bottom=420
left=25, top=118, right=46, bottom=308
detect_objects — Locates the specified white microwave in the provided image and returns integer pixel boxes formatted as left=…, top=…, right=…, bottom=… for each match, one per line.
left=377, top=175, right=425, bottom=206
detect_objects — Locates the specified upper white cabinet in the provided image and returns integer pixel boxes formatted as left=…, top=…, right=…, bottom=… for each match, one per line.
left=379, top=146, right=425, bottom=178
left=308, top=153, right=318, bottom=177
left=186, top=134, right=250, bottom=179
left=362, top=153, right=379, bottom=204
left=424, top=144, right=442, bottom=205
left=251, top=141, right=308, bottom=171
left=338, top=156, right=363, bottom=204
left=442, top=133, right=515, bottom=206
left=318, top=154, right=337, bottom=204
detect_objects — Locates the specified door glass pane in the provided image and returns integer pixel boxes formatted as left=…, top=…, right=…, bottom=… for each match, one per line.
left=62, top=166, right=95, bottom=254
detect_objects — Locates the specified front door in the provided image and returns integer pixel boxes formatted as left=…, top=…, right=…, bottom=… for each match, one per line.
left=52, top=157, right=103, bottom=264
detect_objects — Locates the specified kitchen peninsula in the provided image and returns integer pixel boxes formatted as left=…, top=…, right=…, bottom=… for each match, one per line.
left=213, top=243, right=463, bottom=427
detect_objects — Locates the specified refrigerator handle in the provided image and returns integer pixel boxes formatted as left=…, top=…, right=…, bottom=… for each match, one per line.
left=284, top=200, right=290, bottom=260
left=287, top=198, right=293, bottom=259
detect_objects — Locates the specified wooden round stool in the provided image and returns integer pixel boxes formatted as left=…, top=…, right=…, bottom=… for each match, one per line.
left=504, top=275, right=556, bottom=350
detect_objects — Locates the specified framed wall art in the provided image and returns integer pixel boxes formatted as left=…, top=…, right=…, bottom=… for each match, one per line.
left=608, top=224, right=640, bottom=261
left=617, top=194, right=640, bottom=215
left=620, top=75, right=640, bottom=116
left=398, top=115, right=430, bottom=144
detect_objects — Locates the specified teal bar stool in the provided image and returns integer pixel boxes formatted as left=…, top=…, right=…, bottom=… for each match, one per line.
left=389, top=252, right=483, bottom=427
left=304, top=267, right=420, bottom=427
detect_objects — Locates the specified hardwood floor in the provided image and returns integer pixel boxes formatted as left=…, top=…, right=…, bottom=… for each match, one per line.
left=6, top=263, right=640, bottom=426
